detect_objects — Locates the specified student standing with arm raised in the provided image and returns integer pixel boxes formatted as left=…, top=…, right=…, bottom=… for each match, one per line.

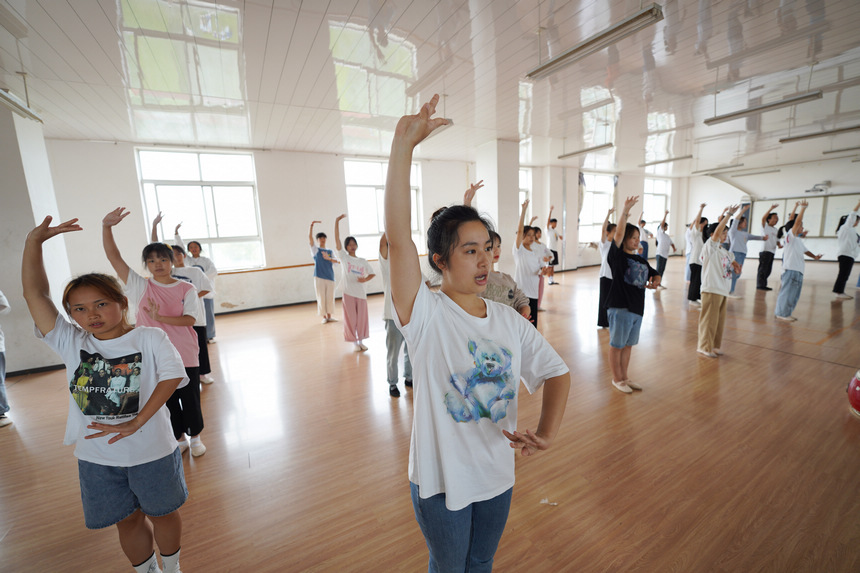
left=757, top=204, right=780, bottom=291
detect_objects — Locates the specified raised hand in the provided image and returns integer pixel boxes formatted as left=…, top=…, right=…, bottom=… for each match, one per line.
left=608, top=207, right=616, bottom=215
left=464, top=180, right=484, bottom=206
left=174, top=222, right=182, bottom=234
left=103, top=207, right=130, bottom=228
left=521, top=198, right=530, bottom=212
left=701, top=203, right=707, bottom=209
left=622, top=196, right=639, bottom=212
left=153, top=211, right=164, bottom=226
left=393, top=94, right=449, bottom=148
left=27, top=216, right=83, bottom=244
left=771, top=203, right=779, bottom=209
left=336, top=214, right=347, bottom=222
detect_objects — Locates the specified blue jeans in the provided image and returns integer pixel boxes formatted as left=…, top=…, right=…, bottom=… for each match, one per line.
left=607, top=308, right=642, bottom=348
left=730, top=251, right=746, bottom=293
left=410, top=482, right=513, bottom=573
left=775, top=270, right=803, bottom=318
left=0, top=351, right=8, bottom=415
left=685, top=252, right=691, bottom=281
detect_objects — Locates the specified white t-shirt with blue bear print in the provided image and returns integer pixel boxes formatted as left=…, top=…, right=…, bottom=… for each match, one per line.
left=396, top=282, right=569, bottom=511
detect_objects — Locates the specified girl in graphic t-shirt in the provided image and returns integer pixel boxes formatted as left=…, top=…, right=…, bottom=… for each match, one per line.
left=103, top=208, right=207, bottom=458
left=23, top=216, right=188, bottom=573
left=605, top=197, right=661, bottom=394
left=334, top=214, right=376, bottom=351
left=385, top=95, right=571, bottom=571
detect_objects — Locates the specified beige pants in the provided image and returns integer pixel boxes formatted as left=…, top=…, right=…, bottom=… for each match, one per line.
left=698, top=292, right=727, bottom=352
left=314, top=277, right=335, bottom=316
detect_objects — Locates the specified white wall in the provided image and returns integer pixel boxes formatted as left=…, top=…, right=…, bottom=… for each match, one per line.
left=43, top=141, right=471, bottom=322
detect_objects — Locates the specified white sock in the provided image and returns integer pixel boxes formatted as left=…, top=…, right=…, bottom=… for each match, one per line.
left=161, top=548, right=180, bottom=573
left=190, top=435, right=201, bottom=445
left=133, top=551, right=161, bottom=573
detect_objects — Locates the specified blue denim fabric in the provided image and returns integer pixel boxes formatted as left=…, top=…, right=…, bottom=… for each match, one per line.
left=685, top=252, right=691, bottom=281
left=607, top=307, right=643, bottom=348
left=410, top=482, right=513, bottom=573
left=78, top=448, right=188, bottom=529
left=385, top=319, right=412, bottom=384
left=775, top=270, right=804, bottom=318
left=730, top=251, right=746, bottom=293
left=203, top=298, right=216, bottom=339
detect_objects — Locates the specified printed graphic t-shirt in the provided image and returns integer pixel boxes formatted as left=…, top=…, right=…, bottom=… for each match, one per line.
left=700, top=239, right=736, bottom=297
left=337, top=249, right=374, bottom=299
left=782, top=230, right=808, bottom=273
left=606, top=242, right=658, bottom=316
left=39, top=315, right=188, bottom=466
left=395, top=283, right=569, bottom=511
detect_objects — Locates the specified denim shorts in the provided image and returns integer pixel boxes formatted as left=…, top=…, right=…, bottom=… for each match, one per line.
left=77, top=447, right=187, bottom=529
left=607, top=307, right=642, bottom=348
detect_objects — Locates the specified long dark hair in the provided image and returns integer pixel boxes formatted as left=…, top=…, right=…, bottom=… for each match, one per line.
left=427, top=205, right=494, bottom=273
left=142, top=242, right=174, bottom=264
left=836, top=214, right=849, bottom=234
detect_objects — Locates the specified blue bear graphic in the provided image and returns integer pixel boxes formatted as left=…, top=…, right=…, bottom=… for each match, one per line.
left=445, top=339, right=516, bottom=423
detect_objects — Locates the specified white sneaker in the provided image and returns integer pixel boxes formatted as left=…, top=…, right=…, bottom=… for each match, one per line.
left=0, top=414, right=12, bottom=427
left=177, top=440, right=189, bottom=455
left=727, top=294, right=742, bottom=299
left=835, top=293, right=853, bottom=300
left=697, top=348, right=717, bottom=358
left=713, top=348, right=723, bottom=356
left=775, top=315, right=797, bottom=322
left=322, top=318, right=329, bottom=324
left=190, top=439, right=206, bottom=457
left=625, top=379, right=643, bottom=391
left=200, top=373, right=215, bottom=384
left=358, top=342, right=368, bottom=351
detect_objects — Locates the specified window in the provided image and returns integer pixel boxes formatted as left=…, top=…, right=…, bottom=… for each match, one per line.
left=579, top=173, right=616, bottom=243
left=643, top=178, right=672, bottom=230
left=138, top=149, right=264, bottom=271
left=343, top=159, right=421, bottom=259
left=519, top=168, right=532, bottom=220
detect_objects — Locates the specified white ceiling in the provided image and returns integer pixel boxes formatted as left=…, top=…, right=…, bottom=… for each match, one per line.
left=1, top=0, right=859, bottom=187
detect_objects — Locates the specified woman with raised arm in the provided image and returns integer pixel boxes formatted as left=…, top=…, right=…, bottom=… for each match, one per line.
left=687, top=203, right=708, bottom=307
left=726, top=204, right=767, bottom=298
left=385, top=95, right=570, bottom=572
left=832, top=199, right=860, bottom=299
left=654, top=209, right=676, bottom=288
left=757, top=204, right=780, bottom=291
left=512, top=199, right=543, bottom=327
left=103, top=208, right=207, bottom=457
left=309, top=219, right=337, bottom=323
left=597, top=207, right=616, bottom=328
left=334, top=214, right=375, bottom=351
left=697, top=206, right=742, bottom=358
left=24, top=216, right=188, bottom=573
left=775, top=200, right=824, bottom=321
left=605, top=197, right=661, bottom=393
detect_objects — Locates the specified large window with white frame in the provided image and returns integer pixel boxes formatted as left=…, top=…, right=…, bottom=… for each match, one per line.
left=579, top=173, right=616, bottom=243
left=643, top=178, right=672, bottom=230
left=137, top=149, right=264, bottom=271
left=343, top=159, right=421, bottom=259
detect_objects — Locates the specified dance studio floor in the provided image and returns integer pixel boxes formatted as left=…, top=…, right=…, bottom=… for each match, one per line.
left=1, top=259, right=858, bottom=571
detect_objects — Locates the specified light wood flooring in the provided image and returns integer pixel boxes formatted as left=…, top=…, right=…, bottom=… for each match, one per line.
left=1, top=260, right=859, bottom=572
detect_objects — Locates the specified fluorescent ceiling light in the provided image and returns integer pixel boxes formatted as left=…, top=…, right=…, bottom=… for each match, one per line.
left=526, top=4, right=663, bottom=80
left=780, top=125, right=860, bottom=143
left=638, top=155, right=692, bottom=167
left=558, top=142, right=614, bottom=159
left=731, top=169, right=781, bottom=178
left=703, top=91, right=822, bottom=126
left=690, top=163, right=744, bottom=175
left=0, top=88, right=43, bottom=123
left=822, top=145, right=860, bottom=155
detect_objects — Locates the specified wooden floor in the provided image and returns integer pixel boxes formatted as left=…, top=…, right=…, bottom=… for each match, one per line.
left=1, top=260, right=859, bottom=572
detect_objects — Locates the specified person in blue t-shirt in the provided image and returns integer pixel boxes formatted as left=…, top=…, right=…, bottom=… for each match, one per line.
left=309, top=220, right=339, bottom=323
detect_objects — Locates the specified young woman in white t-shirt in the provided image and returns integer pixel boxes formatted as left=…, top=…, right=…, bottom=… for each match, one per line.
left=513, top=200, right=543, bottom=327
left=335, top=214, right=376, bottom=351
left=775, top=201, right=823, bottom=321
left=23, top=216, right=188, bottom=573
left=597, top=208, right=616, bottom=328
left=385, top=95, right=571, bottom=571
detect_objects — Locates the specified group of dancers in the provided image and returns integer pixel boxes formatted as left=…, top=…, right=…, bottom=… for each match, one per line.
left=9, top=93, right=859, bottom=572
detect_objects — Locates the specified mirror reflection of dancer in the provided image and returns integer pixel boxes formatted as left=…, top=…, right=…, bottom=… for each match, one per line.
left=335, top=214, right=375, bottom=352
left=606, top=197, right=661, bottom=394
left=757, top=204, right=780, bottom=291
left=654, top=210, right=676, bottom=288
left=386, top=95, right=570, bottom=571
left=687, top=204, right=708, bottom=308
left=546, top=206, right=563, bottom=285
left=727, top=204, right=767, bottom=298
left=309, top=220, right=338, bottom=323
left=103, top=208, right=207, bottom=458
left=23, top=216, right=188, bottom=573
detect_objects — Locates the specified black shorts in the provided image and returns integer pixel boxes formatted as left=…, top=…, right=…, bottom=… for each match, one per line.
left=550, top=250, right=559, bottom=266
